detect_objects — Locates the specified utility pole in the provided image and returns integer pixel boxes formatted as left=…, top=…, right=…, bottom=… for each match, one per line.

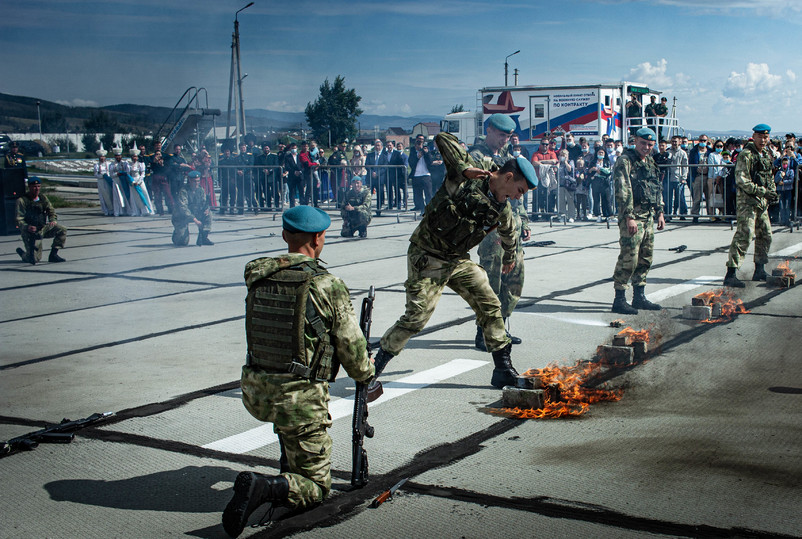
left=226, top=2, right=253, bottom=149
left=504, top=50, right=520, bottom=86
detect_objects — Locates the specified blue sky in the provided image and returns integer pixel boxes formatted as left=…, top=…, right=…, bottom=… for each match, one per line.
left=2, top=0, right=801, bottom=133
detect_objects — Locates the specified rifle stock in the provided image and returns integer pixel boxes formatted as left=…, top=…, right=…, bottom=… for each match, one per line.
left=351, top=286, right=375, bottom=487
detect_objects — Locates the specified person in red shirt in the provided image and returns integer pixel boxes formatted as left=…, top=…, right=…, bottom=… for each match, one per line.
left=298, top=141, right=320, bottom=206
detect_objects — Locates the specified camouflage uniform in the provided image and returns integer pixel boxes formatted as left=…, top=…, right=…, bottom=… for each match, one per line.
left=15, top=194, right=67, bottom=262
left=379, top=132, right=516, bottom=355
left=240, top=253, right=374, bottom=509
left=340, top=186, right=372, bottom=237
left=612, top=148, right=663, bottom=290
left=726, top=142, right=774, bottom=268
left=471, top=140, right=528, bottom=320
left=171, top=184, right=212, bottom=246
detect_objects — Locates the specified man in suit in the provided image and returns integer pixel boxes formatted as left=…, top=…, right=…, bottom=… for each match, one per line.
left=365, top=139, right=388, bottom=216
left=283, top=142, right=304, bottom=207
left=386, top=140, right=407, bottom=210
left=408, top=134, right=434, bottom=212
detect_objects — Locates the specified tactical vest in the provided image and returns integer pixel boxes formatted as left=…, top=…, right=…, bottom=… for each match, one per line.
left=23, top=199, right=47, bottom=229
left=343, top=188, right=366, bottom=209
left=245, top=260, right=337, bottom=382
left=745, top=146, right=773, bottom=188
left=424, top=177, right=504, bottom=255
left=623, top=149, right=661, bottom=208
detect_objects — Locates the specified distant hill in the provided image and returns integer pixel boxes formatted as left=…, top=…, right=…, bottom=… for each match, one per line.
left=244, top=109, right=441, bottom=131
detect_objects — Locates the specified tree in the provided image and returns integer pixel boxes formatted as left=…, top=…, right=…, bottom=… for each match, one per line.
left=305, top=76, right=362, bottom=145
left=82, top=133, right=100, bottom=154
left=450, top=104, right=465, bottom=114
left=83, top=111, right=119, bottom=133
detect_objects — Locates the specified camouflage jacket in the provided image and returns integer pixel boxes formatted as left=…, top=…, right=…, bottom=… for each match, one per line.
left=174, top=185, right=210, bottom=221
left=468, top=139, right=512, bottom=168
left=15, top=194, right=56, bottom=230
left=410, top=132, right=517, bottom=265
left=340, top=186, right=372, bottom=215
left=478, top=199, right=529, bottom=258
left=735, top=142, right=775, bottom=208
left=613, top=148, right=664, bottom=221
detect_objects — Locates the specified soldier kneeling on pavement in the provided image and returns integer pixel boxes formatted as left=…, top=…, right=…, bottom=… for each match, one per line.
left=222, top=206, right=374, bottom=537
left=171, top=170, right=214, bottom=246
left=15, top=177, right=67, bottom=265
left=340, top=176, right=372, bottom=238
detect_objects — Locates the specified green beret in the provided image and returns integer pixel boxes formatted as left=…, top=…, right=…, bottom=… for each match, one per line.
left=282, top=206, right=331, bottom=233
left=187, top=170, right=201, bottom=179
left=28, top=176, right=41, bottom=185
left=752, top=123, right=771, bottom=134
left=515, top=156, right=538, bottom=189
left=635, top=127, right=657, bottom=141
left=487, top=114, right=515, bottom=134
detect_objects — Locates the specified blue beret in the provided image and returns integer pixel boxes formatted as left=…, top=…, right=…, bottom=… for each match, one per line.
left=515, top=156, right=538, bottom=189
left=282, top=205, right=331, bottom=233
left=635, top=127, right=657, bottom=141
left=28, top=176, right=41, bottom=184
left=187, top=170, right=201, bottom=179
left=752, top=123, right=771, bottom=134
left=487, top=114, right=515, bottom=134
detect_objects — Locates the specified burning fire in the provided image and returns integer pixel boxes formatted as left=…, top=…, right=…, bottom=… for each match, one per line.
left=492, top=361, right=622, bottom=419
left=617, top=327, right=649, bottom=343
left=696, top=288, right=750, bottom=323
left=776, top=260, right=793, bottom=276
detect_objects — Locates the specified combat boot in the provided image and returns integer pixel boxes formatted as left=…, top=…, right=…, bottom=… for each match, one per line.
left=752, top=263, right=768, bottom=281
left=201, top=232, right=214, bottom=246
left=367, top=347, right=394, bottom=402
left=503, top=317, right=522, bottom=345
left=48, top=248, right=65, bottom=263
left=474, top=326, right=487, bottom=352
left=490, top=343, right=519, bottom=389
left=358, top=226, right=367, bottom=238
left=631, top=286, right=661, bottom=311
left=196, top=232, right=203, bottom=246
left=611, top=289, right=638, bottom=315
left=222, top=472, right=289, bottom=538
left=16, top=247, right=33, bottom=265
left=723, top=267, right=745, bottom=288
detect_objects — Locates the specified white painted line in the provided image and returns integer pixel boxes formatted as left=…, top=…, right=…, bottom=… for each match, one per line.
left=771, top=242, right=802, bottom=258
left=646, top=276, right=722, bottom=303
left=202, top=358, right=488, bottom=454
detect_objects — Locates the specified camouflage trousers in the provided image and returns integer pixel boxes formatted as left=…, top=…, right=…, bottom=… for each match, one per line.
left=171, top=213, right=212, bottom=246
left=340, top=210, right=370, bottom=237
left=727, top=202, right=771, bottom=268
left=613, top=215, right=654, bottom=290
left=240, top=367, right=333, bottom=510
left=20, top=222, right=67, bottom=262
left=478, top=234, right=524, bottom=319
left=380, top=243, right=510, bottom=355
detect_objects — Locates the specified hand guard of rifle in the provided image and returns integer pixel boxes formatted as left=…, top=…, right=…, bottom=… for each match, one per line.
left=352, top=286, right=375, bottom=487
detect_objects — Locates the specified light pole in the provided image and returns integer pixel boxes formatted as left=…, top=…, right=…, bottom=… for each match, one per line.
left=226, top=2, right=254, bottom=149
left=504, top=50, right=520, bottom=86
left=36, top=100, right=42, bottom=140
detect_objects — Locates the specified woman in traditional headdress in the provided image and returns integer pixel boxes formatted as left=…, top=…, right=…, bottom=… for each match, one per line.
left=127, top=147, right=154, bottom=215
left=94, top=145, right=114, bottom=216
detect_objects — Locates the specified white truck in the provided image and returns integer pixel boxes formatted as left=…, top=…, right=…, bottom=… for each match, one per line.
left=441, top=82, right=679, bottom=148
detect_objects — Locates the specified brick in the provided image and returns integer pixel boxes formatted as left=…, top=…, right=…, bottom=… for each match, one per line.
left=632, top=340, right=648, bottom=360
left=768, top=275, right=794, bottom=288
left=502, top=387, right=545, bottom=409
left=711, top=302, right=722, bottom=319
left=612, top=334, right=632, bottom=346
left=515, top=376, right=544, bottom=389
left=683, top=305, right=712, bottom=320
left=692, top=296, right=710, bottom=306
left=596, top=345, right=634, bottom=366
left=772, top=268, right=786, bottom=277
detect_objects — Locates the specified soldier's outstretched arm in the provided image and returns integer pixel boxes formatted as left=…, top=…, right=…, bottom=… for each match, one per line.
left=435, top=132, right=477, bottom=182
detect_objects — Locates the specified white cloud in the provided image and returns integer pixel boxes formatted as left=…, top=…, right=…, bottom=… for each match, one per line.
left=401, top=104, right=412, bottom=114
left=266, top=101, right=300, bottom=112
left=55, top=98, right=99, bottom=107
left=626, top=58, right=690, bottom=92
left=723, top=63, right=788, bottom=98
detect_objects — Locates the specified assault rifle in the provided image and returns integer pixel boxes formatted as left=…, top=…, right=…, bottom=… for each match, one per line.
left=352, top=286, right=376, bottom=487
left=0, top=412, right=114, bottom=458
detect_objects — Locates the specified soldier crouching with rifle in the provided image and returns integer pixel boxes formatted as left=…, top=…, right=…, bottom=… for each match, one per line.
left=15, top=177, right=67, bottom=265
left=222, top=205, right=375, bottom=538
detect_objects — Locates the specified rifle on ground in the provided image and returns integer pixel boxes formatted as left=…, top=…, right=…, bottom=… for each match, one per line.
left=352, top=286, right=376, bottom=487
left=1, top=412, right=114, bottom=458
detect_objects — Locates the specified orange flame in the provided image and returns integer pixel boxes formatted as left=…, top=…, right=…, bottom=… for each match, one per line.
left=617, top=326, right=650, bottom=343
left=699, top=288, right=750, bottom=323
left=491, top=360, right=622, bottom=419
left=776, top=260, right=792, bottom=276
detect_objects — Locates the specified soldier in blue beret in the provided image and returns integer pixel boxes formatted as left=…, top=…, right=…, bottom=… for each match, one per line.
left=171, top=169, right=213, bottom=246
left=470, top=113, right=516, bottom=167
left=224, top=205, right=373, bottom=534
left=610, top=125, right=665, bottom=314
left=723, top=123, right=777, bottom=287
left=15, top=176, right=67, bottom=264
left=369, top=131, right=537, bottom=395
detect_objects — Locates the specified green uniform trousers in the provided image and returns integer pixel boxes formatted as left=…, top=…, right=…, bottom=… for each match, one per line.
left=613, top=215, right=655, bottom=290
left=380, top=243, right=510, bottom=355
left=727, top=203, right=772, bottom=268
left=20, top=222, right=67, bottom=262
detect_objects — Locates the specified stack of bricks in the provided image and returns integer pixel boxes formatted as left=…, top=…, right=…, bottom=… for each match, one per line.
left=683, top=293, right=723, bottom=320
left=595, top=332, right=648, bottom=367
left=768, top=268, right=796, bottom=288
left=502, top=375, right=555, bottom=409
